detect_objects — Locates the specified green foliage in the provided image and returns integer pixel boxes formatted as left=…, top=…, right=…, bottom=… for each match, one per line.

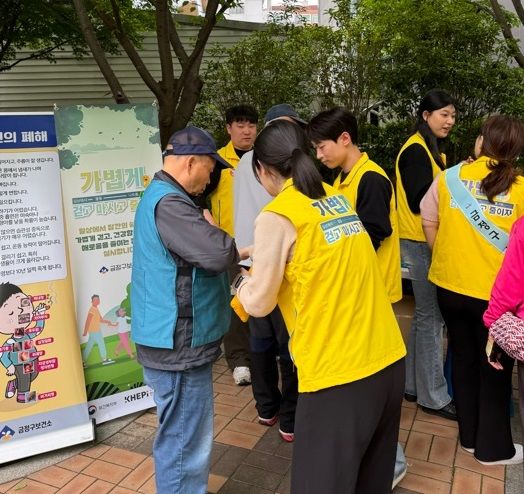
left=58, top=149, right=80, bottom=170
left=55, top=106, right=84, bottom=146
left=0, top=0, right=124, bottom=71
left=354, top=0, right=524, bottom=163
left=120, top=283, right=132, bottom=321
left=192, top=22, right=333, bottom=144
left=196, top=0, right=524, bottom=164
left=359, top=121, right=412, bottom=173
left=355, top=0, right=520, bottom=121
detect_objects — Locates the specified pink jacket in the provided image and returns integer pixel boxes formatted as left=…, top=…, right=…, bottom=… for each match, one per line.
left=484, top=216, right=524, bottom=327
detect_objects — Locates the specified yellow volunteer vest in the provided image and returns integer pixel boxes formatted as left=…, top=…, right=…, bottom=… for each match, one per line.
left=429, top=156, right=524, bottom=300
left=334, top=153, right=402, bottom=303
left=209, top=140, right=239, bottom=236
left=395, top=133, right=445, bottom=241
left=264, top=180, right=406, bottom=393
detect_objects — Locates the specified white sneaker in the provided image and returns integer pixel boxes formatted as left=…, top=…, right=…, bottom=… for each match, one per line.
left=232, top=366, right=251, bottom=386
left=461, top=445, right=475, bottom=454
left=477, top=443, right=523, bottom=465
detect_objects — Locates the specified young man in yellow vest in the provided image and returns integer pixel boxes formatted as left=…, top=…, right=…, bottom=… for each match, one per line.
left=209, top=105, right=258, bottom=385
left=308, top=107, right=406, bottom=488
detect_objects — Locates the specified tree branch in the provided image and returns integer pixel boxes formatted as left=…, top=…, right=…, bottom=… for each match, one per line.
left=72, top=0, right=130, bottom=103
left=489, top=0, right=524, bottom=68
left=184, top=0, right=220, bottom=72
left=0, top=42, right=66, bottom=72
left=96, top=5, right=162, bottom=97
left=511, top=0, right=524, bottom=26
left=0, top=6, right=20, bottom=61
left=155, top=0, right=175, bottom=93
left=167, top=14, right=189, bottom=64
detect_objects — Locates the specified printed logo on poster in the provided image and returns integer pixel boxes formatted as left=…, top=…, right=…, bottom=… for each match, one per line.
left=87, top=385, right=154, bottom=423
left=0, top=425, right=15, bottom=441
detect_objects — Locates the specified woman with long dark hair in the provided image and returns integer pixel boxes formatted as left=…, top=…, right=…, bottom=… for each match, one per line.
left=395, top=89, right=456, bottom=419
left=235, top=120, right=406, bottom=493
left=421, top=114, right=524, bottom=465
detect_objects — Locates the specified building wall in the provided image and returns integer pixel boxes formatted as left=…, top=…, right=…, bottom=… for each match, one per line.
left=0, top=15, right=264, bottom=113
left=226, top=0, right=268, bottom=23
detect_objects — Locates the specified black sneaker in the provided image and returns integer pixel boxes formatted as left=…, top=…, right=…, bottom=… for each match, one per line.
left=404, top=393, right=417, bottom=403
left=420, top=402, right=457, bottom=421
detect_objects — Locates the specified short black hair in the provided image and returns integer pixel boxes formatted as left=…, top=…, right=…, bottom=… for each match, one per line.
left=307, top=107, right=359, bottom=145
left=225, top=105, right=258, bottom=125
left=0, top=282, right=23, bottom=307
left=91, top=294, right=99, bottom=301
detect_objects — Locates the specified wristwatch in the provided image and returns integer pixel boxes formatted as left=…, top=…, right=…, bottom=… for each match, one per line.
left=231, top=272, right=246, bottom=294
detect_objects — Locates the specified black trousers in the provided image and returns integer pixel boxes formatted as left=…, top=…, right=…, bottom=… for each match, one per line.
left=224, top=310, right=251, bottom=369
left=248, top=307, right=298, bottom=433
left=437, top=287, right=515, bottom=461
left=224, top=266, right=250, bottom=370
left=291, top=359, right=405, bottom=494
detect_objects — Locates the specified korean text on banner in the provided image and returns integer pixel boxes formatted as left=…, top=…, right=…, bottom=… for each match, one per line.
left=55, top=105, right=161, bottom=423
left=0, top=112, right=94, bottom=464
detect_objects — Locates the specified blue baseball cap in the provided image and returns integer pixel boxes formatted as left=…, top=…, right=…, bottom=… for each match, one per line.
left=164, top=126, right=232, bottom=169
left=264, top=104, right=306, bottom=126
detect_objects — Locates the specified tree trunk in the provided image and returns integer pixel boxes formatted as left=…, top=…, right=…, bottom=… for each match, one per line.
left=72, top=0, right=130, bottom=103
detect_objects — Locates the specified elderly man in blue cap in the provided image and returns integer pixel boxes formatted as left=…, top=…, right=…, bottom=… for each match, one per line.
left=131, top=126, right=248, bottom=494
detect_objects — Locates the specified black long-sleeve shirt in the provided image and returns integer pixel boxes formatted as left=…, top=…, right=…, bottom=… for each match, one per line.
left=338, top=169, right=393, bottom=250
left=397, top=143, right=437, bottom=214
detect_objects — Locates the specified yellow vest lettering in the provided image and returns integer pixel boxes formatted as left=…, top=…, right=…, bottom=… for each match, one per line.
left=429, top=157, right=524, bottom=300
left=264, top=180, right=406, bottom=393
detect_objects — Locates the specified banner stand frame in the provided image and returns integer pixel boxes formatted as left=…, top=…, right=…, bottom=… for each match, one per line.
left=0, top=420, right=95, bottom=464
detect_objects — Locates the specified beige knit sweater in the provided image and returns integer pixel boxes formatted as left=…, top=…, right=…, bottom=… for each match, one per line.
left=237, top=211, right=296, bottom=317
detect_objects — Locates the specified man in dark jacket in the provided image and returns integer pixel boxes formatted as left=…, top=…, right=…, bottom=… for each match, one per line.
left=131, top=126, right=245, bottom=494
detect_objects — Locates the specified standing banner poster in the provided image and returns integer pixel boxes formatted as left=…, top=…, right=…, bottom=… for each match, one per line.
left=55, top=104, right=160, bottom=423
left=0, top=112, right=94, bottom=463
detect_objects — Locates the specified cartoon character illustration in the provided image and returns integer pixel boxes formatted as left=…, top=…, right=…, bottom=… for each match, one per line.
left=113, top=307, right=134, bottom=359
left=0, top=282, right=47, bottom=403
left=82, top=294, right=114, bottom=367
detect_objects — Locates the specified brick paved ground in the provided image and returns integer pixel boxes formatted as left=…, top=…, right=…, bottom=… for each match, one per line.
left=0, top=296, right=522, bottom=493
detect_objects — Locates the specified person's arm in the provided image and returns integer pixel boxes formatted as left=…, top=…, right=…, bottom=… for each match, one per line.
left=355, top=171, right=393, bottom=250
left=398, top=143, right=435, bottom=214
left=156, top=194, right=239, bottom=273
left=0, top=341, right=13, bottom=370
left=484, top=219, right=524, bottom=327
left=82, top=311, right=92, bottom=337
left=236, top=211, right=296, bottom=317
left=420, top=176, right=440, bottom=249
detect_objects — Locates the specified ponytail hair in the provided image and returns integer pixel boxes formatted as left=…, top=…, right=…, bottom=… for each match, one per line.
left=252, top=119, right=325, bottom=199
left=415, top=89, right=456, bottom=170
left=479, top=114, right=524, bottom=203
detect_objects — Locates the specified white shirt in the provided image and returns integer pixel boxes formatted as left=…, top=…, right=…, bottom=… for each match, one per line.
left=233, top=150, right=273, bottom=251
left=115, top=318, right=130, bottom=334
